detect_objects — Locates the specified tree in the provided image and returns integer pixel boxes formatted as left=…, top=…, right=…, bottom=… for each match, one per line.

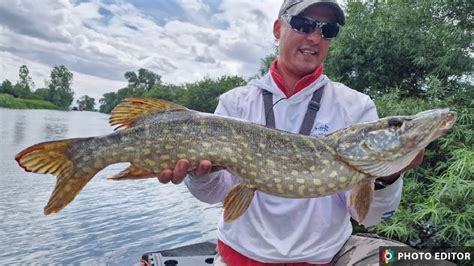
left=46, top=65, right=74, bottom=109
left=99, top=69, right=163, bottom=113
left=181, top=75, right=246, bottom=112
left=257, top=46, right=278, bottom=77
left=12, top=83, right=31, bottom=98
left=144, top=83, right=185, bottom=103
left=99, top=92, right=118, bottom=113
left=18, top=65, right=34, bottom=96
left=0, top=80, right=14, bottom=95
left=325, top=1, right=472, bottom=97
left=77, top=95, right=96, bottom=111
left=125, top=68, right=162, bottom=93
left=34, top=88, right=50, bottom=100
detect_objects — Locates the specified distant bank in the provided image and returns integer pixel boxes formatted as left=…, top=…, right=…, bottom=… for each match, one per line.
left=0, top=93, right=60, bottom=110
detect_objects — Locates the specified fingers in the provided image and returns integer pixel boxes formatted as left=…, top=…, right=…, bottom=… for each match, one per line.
left=157, top=159, right=220, bottom=184
left=172, top=159, right=190, bottom=184
left=194, top=160, right=213, bottom=176
left=157, top=159, right=189, bottom=184
left=157, top=169, right=173, bottom=184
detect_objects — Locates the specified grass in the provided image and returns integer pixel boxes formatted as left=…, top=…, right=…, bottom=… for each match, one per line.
left=0, top=93, right=60, bottom=110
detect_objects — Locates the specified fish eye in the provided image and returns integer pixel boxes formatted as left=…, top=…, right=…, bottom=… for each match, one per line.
left=388, top=118, right=403, bottom=128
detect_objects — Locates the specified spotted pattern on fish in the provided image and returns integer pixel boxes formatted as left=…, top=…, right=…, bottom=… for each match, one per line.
left=15, top=98, right=457, bottom=223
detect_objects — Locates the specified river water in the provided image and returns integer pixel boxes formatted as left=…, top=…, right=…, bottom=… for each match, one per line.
left=0, top=107, right=221, bottom=265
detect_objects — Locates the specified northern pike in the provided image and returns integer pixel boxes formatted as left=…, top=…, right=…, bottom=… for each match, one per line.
left=15, top=98, right=457, bottom=222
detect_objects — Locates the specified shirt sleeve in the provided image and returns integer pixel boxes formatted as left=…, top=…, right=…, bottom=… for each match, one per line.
left=356, top=96, right=379, bottom=123
left=339, top=96, right=404, bottom=227
left=184, top=91, right=242, bottom=204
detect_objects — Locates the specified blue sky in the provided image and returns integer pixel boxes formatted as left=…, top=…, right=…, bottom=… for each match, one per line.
left=0, top=0, right=281, bottom=102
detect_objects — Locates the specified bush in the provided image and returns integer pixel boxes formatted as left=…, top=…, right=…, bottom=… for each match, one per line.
left=0, top=93, right=60, bottom=110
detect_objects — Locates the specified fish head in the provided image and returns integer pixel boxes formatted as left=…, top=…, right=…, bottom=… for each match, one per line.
left=332, top=109, right=457, bottom=176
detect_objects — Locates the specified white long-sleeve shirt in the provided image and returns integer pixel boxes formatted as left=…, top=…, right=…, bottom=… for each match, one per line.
left=185, top=73, right=403, bottom=263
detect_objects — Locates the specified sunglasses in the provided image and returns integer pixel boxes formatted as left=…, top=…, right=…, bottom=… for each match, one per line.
left=282, top=14, right=340, bottom=39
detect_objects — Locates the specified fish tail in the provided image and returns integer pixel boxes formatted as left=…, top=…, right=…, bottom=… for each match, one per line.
left=15, top=137, right=100, bottom=215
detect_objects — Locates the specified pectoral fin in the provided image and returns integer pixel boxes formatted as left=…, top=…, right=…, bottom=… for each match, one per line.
left=349, top=178, right=375, bottom=224
left=223, top=183, right=255, bottom=222
left=107, top=165, right=153, bottom=180
left=346, top=150, right=420, bottom=177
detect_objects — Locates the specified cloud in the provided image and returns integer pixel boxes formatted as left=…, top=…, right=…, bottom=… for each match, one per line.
left=0, top=0, right=281, bottom=101
left=176, top=0, right=210, bottom=13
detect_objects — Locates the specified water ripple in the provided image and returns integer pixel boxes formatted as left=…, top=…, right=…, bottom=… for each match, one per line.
left=0, top=109, right=220, bottom=264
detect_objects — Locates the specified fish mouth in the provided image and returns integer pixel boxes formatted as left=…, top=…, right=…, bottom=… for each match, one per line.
left=432, top=111, right=457, bottom=139
left=401, top=109, right=457, bottom=149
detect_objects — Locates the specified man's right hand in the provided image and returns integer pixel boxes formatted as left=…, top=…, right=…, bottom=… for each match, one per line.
left=157, top=159, right=215, bottom=184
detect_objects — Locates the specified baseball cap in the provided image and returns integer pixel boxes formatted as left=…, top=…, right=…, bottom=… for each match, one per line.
left=278, top=0, right=345, bottom=26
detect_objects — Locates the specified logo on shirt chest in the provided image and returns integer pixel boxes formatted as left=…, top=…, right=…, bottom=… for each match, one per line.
left=311, top=122, right=330, bottom=137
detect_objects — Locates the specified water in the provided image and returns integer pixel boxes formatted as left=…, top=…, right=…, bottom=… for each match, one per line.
left=0, top=108, right=221, bottom=265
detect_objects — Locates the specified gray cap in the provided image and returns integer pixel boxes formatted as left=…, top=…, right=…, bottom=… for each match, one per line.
left=278, top=0, right=345, bottom=26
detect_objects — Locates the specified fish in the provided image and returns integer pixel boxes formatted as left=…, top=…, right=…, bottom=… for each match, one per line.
left=15, top=98, right=457, bottom=222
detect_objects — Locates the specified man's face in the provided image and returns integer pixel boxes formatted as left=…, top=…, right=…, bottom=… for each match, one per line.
left=274, top=4, right=336, bottom=78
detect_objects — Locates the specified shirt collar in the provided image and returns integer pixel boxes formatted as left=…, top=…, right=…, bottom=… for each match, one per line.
left=270, top=60, right=324, bottom=98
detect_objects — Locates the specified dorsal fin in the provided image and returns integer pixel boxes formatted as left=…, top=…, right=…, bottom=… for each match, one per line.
left=109, top=98, right=187, bottom=130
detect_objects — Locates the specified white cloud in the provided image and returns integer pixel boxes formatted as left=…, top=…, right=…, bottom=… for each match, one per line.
left=176, top=0, right=210, bottom=12
left=0, top=0, right=281, bottom=101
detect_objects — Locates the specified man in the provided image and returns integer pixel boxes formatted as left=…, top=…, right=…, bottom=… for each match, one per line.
left=158, top=0, right=423, bottom=265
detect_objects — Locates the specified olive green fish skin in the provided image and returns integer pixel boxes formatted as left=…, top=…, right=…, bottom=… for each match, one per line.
left=69, top=108, right=456, bottom=199
left=68, top=110, right=363, bottom=198
left=14, top=97, right=457, bottom=219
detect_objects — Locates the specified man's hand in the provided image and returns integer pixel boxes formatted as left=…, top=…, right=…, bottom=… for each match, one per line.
left=157, top=159, right=216, bottom=184
left=378, top=149, right=425, bottom=184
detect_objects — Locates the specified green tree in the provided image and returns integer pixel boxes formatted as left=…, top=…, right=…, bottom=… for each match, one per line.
left=18, top=65, right=34, bottom=96
left=77, top=95, right=96, bottom=111
left=99, top=91, right=118, bottom=113
left=0, top=80, right=14, bottom=95
left=125, top=68, right=162, bottom=93
left=144, top=83, right=185, bottom=103
left=34, top=88, right=50, bottom=100
left=46, top=65, right=74, bottom=109
left=325, top=1, right=472, bottom=97
left=99, top=69, right=163, bottom=113
left=12, top=83, right=31, bottom=98
left=257, top=46, right=278, bottom=77
left=181, top=75, right=246, bottom=112
left=99, top=86, right=138, bottom=113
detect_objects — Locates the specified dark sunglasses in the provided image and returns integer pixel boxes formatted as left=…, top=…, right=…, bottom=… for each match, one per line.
left=282, top=14, right=340, bottom=39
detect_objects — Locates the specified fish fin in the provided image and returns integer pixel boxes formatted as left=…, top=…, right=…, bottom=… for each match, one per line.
left=108, top=165, right=153, bottom=180
left=15, top=138, right=103, bottom=215
left=349, top=178, right=375, bottom=224
left=223, top=183, right=255, bottom=222
left=346, top=150, right=420, bottom=177
left=110, top=98, right=187, bottom=130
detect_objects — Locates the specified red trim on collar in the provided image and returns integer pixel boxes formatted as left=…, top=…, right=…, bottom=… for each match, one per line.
left=270, top=60, right=323, bottom=98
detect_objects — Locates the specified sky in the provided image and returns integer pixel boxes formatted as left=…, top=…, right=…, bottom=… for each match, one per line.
left=0, top=0, right=281, bottom=103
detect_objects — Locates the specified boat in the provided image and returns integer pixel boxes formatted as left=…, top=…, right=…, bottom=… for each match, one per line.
left=139, top=241, right=217, bottom=266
